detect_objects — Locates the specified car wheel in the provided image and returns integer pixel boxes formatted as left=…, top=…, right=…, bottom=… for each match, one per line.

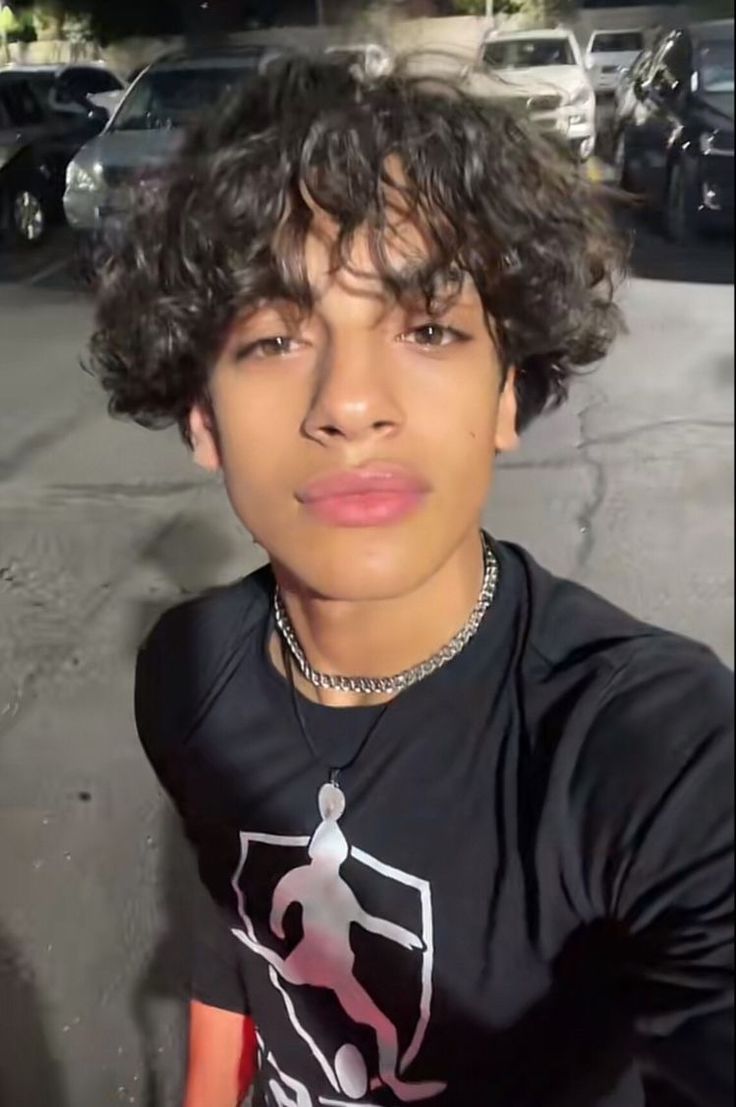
left=663, top=160, right=699, bottom=245
left=613, top=130, right=632, bottom=190
left=11, top=187, right=48, bottom=246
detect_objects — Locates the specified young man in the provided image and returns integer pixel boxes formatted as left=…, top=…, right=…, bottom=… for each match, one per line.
left=92, top=57, right=733, bottom=1107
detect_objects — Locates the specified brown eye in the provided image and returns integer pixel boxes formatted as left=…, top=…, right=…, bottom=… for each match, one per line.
left=401, top=325, right=470, bottom=348
left=414, top=325, right=448, bottom=347
left=235, top=336, right=300, bottom=360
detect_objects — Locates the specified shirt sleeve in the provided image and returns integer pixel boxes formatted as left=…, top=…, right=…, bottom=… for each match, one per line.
left=189, top=887, right=251, bottom=1016
left=575, top=637, right=734, bottom=1106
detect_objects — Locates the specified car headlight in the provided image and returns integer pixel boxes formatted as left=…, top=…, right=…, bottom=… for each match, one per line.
left=699, top=130, right=734, bottom=157
left=66, top=160, right=103, bottom=191
left=569, top=85, right=595, bottom=108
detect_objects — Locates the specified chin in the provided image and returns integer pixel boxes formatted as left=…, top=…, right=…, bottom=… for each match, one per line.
left=266, top=523, right=447, bottom=603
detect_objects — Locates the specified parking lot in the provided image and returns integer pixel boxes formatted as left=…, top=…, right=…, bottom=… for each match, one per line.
left=1, top=137, right=734, bottom=1107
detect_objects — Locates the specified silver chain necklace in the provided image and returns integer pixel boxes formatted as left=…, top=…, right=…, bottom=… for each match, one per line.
left=273, top=533, right=499, bottom=698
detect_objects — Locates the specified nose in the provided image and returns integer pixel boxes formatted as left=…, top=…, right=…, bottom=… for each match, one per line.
left=302, top=334, right=404, bottom=446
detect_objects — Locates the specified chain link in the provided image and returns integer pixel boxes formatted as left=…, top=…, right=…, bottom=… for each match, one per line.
left=273, top=535, right=499, bottom=696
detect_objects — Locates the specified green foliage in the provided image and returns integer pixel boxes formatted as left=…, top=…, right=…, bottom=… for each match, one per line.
left=450, top=0, right=528, bottom=13
left=0, top=5, right=38, bottom=42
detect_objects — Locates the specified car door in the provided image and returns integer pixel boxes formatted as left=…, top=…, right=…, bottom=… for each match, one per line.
left=631, top=32, right=692, bottom=202
left=0, top=78, right=49, bottom=154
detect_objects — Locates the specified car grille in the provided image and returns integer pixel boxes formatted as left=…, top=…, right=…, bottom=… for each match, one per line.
left=527, top=93, right=562, bottom=113
left=505, top=93, right=562, bottom=119
left=103, top=166, right=133, bottom=189
left=103, top=165, right=165, bottom=190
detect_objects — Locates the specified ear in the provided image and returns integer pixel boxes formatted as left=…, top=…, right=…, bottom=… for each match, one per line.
left=495, top=368, right=519, bottom=453
left=188, top=404, right=221, bottom=472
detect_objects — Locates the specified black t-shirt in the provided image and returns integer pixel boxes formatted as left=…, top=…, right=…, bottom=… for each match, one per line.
left=135, top=540, right=734, bottom=1107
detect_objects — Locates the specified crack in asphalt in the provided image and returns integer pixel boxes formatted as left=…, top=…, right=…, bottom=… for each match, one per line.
left=502, top=408, right=734, bottom=575
left=573, top=395, right=609, bottom=573
left=498, top=414, right=735, bottom=473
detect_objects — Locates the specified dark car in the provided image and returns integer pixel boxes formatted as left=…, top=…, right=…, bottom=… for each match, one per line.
left=22, top=63, right=123, bottom=117
left=0, top=71, right=104, bottom=246
left=613, top=20, right=734, bottom=242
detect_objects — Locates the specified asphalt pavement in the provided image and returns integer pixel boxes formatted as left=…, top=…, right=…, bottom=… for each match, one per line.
left=0, top=199, right=733, bottom=1106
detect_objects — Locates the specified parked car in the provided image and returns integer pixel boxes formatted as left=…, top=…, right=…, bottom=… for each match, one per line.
left=324, top=44, right=393, bottom=78
left=585, top=29, right=646, bottom=96
left=613, top=44, right=654, bottom=123
left=613, top=20, right=734, bottom=242
left=1, top=70, right=105, bottom=245
left=64, top=47, right=275, bottom=249
left=3, top=62, right=124, bottom=119
left=478, top=29, right=597, bottom=159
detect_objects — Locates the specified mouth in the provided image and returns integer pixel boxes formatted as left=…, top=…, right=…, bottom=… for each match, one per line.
left=296, top=464, right=430, bottom=528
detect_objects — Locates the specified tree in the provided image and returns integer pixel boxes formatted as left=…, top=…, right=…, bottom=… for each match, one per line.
left=12, top=0, right=319, bottom=42
left=449, top=0, right=528, bottom=14
left=449, top=0, right=578, bottom=19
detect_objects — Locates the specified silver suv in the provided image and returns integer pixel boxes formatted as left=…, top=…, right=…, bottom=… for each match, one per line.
left=63, top=46, right=274, bottom=244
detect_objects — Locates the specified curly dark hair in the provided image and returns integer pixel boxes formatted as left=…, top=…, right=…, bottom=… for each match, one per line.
left=90, top=53, right=626, bottom=437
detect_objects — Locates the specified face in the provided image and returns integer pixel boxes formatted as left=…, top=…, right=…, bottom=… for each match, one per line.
left=189, top=211, right=518, bottom=602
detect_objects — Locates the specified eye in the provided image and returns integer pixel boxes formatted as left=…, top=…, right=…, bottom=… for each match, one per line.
left=401, top=324, right=469, bottom=349
left=234, top=336, right=303, bottom=361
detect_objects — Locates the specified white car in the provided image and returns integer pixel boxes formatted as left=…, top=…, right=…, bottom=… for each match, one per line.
left=324, top=44, right=393, bottom=78
left=585, top=29, right=646, bottom=95
left=479, top=29, right=597, bottom=160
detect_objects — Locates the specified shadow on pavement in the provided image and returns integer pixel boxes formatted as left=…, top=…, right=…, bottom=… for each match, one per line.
left=621, top=210, right=734, bottom=286
left=132, top=808, right=197, bottom=1107
left=0, top=922, right=69, bottom=1107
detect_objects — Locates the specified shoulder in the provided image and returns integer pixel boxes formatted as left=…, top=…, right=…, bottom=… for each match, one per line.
left=500, top=541, right=670, bottom=675
left=499, top=539, right=733, bottom=795
left=134, top=563, right=273, bottom=771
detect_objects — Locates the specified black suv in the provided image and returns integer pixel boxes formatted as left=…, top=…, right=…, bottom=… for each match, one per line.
left=613, top=20, right=734, bottom=242
left=1, top=71, right=104, bottom=247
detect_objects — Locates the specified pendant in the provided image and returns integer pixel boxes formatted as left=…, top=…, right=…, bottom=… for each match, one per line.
left=318, top=779, right=346, bottom=822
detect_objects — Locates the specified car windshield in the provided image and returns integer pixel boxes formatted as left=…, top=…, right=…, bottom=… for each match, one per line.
left=483, top=38, right=576, bottom=69
left=698, top=37, right=734, bottom=93
left=112, top=64, right=255, bottom=131
left=590, top=32, right=644, bottom=53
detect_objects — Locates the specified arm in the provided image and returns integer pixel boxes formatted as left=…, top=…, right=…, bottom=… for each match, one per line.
left=184, top=1000, right=257, bottom=1107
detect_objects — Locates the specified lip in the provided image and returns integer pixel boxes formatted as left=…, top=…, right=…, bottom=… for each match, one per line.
left=297, top=465, right=430, bottom=528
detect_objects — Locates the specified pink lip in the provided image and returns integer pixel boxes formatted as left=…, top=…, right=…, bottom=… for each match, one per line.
left=297, top=465, right=430, bottom=528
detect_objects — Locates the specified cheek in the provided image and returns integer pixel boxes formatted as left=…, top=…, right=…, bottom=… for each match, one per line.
left=210, top=394, right=288, bottom=519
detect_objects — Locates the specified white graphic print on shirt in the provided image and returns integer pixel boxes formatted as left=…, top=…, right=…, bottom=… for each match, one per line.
left=231, top=786, right=447, bottom=1104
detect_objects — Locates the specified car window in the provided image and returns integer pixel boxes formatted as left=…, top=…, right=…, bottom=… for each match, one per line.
left=25, top=73, right=57, bottom=101
left=65, top=68, right=122, bottom=95
left=112, top=64, right=256, bottom=131
left=698, top=37, right=734, bottom=93
left=484, top=38, right=576, bottom=69
left=591, top=32, right=644, bottom=54
left=0, top=80, right=45, bottom=126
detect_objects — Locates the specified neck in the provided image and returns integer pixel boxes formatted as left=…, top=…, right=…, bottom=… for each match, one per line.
left=270, top=529, right=486, bottom=707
